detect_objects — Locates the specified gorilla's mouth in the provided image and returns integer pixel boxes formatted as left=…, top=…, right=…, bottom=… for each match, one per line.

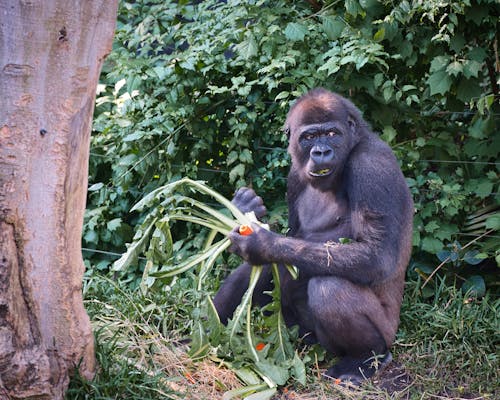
left=309, top=168, right=332, bottom=177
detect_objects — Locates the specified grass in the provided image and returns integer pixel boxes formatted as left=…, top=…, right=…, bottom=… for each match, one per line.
left=395, top=278, right=499, bottom=398
left=67, top=273, right=499, bottom=399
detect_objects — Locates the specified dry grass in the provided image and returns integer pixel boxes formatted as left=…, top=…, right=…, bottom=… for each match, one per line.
left=87, top=298, right=243, bottom=400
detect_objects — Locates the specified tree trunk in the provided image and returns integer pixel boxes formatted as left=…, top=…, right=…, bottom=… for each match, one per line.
left=0, top=1, right=118, bottom=398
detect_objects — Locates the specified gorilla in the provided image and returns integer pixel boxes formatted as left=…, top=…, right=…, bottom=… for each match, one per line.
left=213, top=88, right=414, bottom=383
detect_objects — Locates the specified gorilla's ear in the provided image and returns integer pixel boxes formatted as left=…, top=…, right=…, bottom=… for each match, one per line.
left=283, top=125, right=291, bottom=139
left=347, top=114, right=357, bottom=133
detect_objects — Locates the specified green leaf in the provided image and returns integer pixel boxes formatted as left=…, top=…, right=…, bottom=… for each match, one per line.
left=318, top=56, right=341, bottom=76
left=415, top=137, right=426, bottom=147
left=83, top=230, right=98, bottom=245
left=373, top=73, right=384, bottom=88
left=139, top=259, right=154, bottom=294
left=463, top=60, right=482, bottom=78
left=227, top=150, right=238, bottom=165
left=88, top=182, right=104, bottom=191
left=468, top=47, right=487, bottom=62
left=457, top=78, right=482, bottom=103
left=107, top=218, right=122, bottom=231
left=244, top=388, right=277, bottom=400
left=112, top=217, right=157, bottom=272
left=380, top=126, right=397, bottom=143
left=463, top=251, right=484, bottom=265
left=179, top=57, right=196, bottom=71
left=430, top=55, right=450, bottom=73
left=345, top=0, right=363, bottom=16
left=239, top=148, right=253, bottom=163
left=222, top=384, right=270, bottom=400
left=374, top=27, right=385, bottom=42
left=424, top=220, right=439, bottom=233
left=437, top=250, right=451, bottom=263
left=233, top=368, right=262, bottom=386
left=461, top=275, right=486, bottom=298
left=427, top=70, right=452, bottom=96
left=321, top=16, right=345, bottom=40
left=197, top=229, right=219, bottom=290
left=169, top=211, right=226, bottom=231
left=229, top=163, right=245, bottom=183
left=450, top=34, right=465, bottom=52
left=131, top=185, right=172, bottom=212
left=274, top=91, right=290, bottom=101
left=291, top=352, right=306, bottom=385
left=231, top=76, right=246, bottom=87
left=467, top=118, right=487, bottom=139
left=485, top=213, right=500, bottom=230
left=382, top=83, right=394, bottom=102
left=474, top=180, right=493, bottom=199
left=189, top=319, right=210, bottom=360
left=205, top=296, right=222, bottom=342
left=263, top=264, right=294, bottom=362
left=422, top=237, right=443, bottom=254
left=123, top=131, right=145, bottom=142
left=255, top=360, right=289, bottom=386
left=237, top=34, right=258, bottom=59
left=434, top=224, right=456, bottom=241
left=446, top=61, right=463, bottom=77
left=402, top=85, right=417, bottom=91
left=284, top=22, right=308, bottom=42
left=355, top=55, right=370, bottom=70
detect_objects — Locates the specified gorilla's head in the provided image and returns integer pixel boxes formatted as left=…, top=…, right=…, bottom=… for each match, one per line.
left=285, top=88, right=364, bottom=190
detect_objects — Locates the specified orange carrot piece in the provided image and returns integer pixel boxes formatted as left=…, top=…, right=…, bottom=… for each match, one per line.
left=255, top=342, right=265, bottom=351
left=239, top=225, right=253, bottom=235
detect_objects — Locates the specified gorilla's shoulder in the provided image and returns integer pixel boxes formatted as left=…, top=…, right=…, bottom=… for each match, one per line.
left=351, top=132, right=398, bottom=165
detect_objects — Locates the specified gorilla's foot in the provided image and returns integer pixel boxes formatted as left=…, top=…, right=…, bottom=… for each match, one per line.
left=323, top=352, right=393, bottom=384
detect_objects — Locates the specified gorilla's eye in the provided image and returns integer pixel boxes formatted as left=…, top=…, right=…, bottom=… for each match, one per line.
left=304, top=133, right=315, bottom=141
left=328, top=131, right=336, bottom=137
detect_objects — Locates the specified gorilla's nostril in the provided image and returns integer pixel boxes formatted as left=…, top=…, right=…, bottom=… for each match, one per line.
left=311, top=146, right=333, bottom=160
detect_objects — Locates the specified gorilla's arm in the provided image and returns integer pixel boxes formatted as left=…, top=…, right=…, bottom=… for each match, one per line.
left=228, top=150, right=412, bottom=286
left=228, top=216, right=391, bottom=286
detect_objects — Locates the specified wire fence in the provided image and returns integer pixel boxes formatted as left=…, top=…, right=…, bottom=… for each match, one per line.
left=82, top=230, right=500, bottom=260
left=85, top=114, right=499, bottom=260
left=87, top=155, right=500, bottom=198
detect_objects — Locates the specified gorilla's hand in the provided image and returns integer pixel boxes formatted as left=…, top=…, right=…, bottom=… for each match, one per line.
left=228, top=223, right=276, bottom=265
left=232, top=187, right=267, bottom=219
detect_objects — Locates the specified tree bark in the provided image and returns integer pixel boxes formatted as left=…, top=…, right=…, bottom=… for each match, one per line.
left=0, top=1, right=118, bottom=398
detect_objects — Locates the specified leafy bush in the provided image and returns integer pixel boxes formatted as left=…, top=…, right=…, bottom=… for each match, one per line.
left=84, top=0, right=499, bottom=286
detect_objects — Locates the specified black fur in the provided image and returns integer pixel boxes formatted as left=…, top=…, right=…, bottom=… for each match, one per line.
left=213, top=88, right=413, bottom=382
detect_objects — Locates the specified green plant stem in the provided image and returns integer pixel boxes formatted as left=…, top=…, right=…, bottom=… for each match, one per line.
left=270, top=263, right=287, bottom=360
left=246, top=266, right=263, bottom=362
left=178, top=178, right=248, bottom=223
left=197, top=235, right=231, bottom=291
left=229, top=265, right=262, bottom=356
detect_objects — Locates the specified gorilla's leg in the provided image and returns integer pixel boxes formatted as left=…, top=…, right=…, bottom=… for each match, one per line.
left=279, top=270, right=318, bottom=343
left=213, top=262, right=273, bottom=324
left=307, top=276, right=394, bottom=382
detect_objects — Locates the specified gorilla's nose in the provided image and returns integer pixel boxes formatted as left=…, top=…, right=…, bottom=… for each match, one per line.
left=311, top=145, right=334, bottom=163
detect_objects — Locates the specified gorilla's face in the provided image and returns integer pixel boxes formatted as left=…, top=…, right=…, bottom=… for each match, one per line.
left=285, top=90, right=358, bottom=190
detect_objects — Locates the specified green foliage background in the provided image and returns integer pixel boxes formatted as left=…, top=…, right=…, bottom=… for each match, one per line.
left=84, top=0, right=499, bottom=288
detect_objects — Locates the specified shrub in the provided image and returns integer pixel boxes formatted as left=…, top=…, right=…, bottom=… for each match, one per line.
left=84, top=0, right=499, bottom=287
